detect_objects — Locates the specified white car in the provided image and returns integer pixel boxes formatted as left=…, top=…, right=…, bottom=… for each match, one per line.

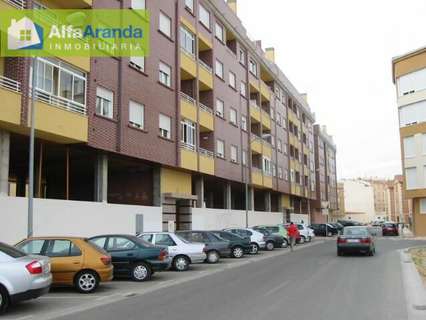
left=297, top=224, right=315, bottom=243
left=224, top=228, right=266, bottom=254
left=139, top=232, right=206, bottom=271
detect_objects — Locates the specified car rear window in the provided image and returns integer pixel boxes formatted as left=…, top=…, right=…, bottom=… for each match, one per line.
left=84, top=239, right=109, bottom=255
left=0, top=243, right=27, bottom=258
left=384, top=223, right=396, bottom=228
left=343, top=228, right=369, bottom=236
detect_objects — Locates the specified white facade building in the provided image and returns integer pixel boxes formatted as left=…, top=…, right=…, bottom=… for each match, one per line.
left=341, top=179, right=376, bottom=223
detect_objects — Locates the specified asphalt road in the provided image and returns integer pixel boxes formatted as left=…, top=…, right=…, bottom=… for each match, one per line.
left=48, top=238, right=425, bottom=320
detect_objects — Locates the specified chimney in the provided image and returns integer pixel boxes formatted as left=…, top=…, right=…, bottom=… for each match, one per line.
left=227, top=0, right=237, bottom=14
left=265, top=47, right=275, bottom=63
left=300, top=93, right=308, bottom=103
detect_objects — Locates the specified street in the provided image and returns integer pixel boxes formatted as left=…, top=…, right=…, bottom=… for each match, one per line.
left=3, top=238, right=425, bottom=320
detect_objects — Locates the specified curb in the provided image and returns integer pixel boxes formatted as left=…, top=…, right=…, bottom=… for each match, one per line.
left=400, top=248, right=426, bottom=319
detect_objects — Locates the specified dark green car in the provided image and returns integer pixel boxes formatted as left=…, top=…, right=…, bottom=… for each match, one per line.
left=210, top=230, right=251, bottom=258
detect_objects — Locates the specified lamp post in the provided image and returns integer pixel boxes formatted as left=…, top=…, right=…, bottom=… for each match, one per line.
left=28, top=57, right=36, bottom=237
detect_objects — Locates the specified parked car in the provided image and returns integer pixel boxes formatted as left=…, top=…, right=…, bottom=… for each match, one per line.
left=253, top=225, right=288, bottom=241
left=330, top=222, right=344, bottom=234
left=139, top=232, right=206, bottom=271
left=223, top=228, right=266, bottom=254
left=337, top=226, right=376, bottom=256
left=382, top=223, right=399, bottom=236
left=16, top=237, right=113, bottom=293
left=308, top=224, right=339, bottom=237
left=337, top=220, right=362, bottom=227
left=252, top=227, right=285, bottom=250
left=88, top=235, right=170, bottom=282
left=176, top=231, right=230, bottom=263
left=0, top=242, right=51, bottom=314
left=210, top=230, right=251, bottom=258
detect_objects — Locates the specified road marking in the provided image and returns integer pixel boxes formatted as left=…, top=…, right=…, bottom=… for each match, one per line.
left=264, top=280, right=290, bottom=296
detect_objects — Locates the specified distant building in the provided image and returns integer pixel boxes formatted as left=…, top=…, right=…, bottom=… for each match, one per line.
left=365, top=179, right=389, bottom=221
left=340, top=179, right=375, bottom=223
left=385, top=175, right=412, bottom=224
left=331, top=182, right=345, bottom=222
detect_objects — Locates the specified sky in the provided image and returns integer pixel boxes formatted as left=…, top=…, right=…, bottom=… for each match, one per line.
left=237, top=0, right=426, bottom=180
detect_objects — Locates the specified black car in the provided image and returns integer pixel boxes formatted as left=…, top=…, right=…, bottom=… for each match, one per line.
left=176, top=231, right=231, bottom=263
left=308, top=224, right=339, bottom=237
left=330, top=222, right=344, bottom=234
left=252, top=227, right=285, bottom=250
left=89, top=234, right=170, bottom=282
left=337, top=220, right=362, bottom=227
left=210, top=230, right=251, bottom=258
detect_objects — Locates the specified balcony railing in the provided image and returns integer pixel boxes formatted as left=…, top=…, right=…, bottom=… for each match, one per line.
left=251, top=134, right=262, bottom=142
left=199, top=103, right=213, bottom=114
left=180, top=92, right=195, bottom=105
left=250, top=100, right=260, bottom=110
left=199, top=148, right=214, bottom=158
left=5, top=0, right=26, bottom=9
left=0, top=75, right=21, bottom=93
left=180, top=47, right=195, bottom=60
left=34, top=88, right=86, bottom=115
left=180, top=141, right=196, bottom=152
left=199, top=60, right=212, bottom=74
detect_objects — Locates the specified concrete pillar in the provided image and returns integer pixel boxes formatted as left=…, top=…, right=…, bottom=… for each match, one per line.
left=224, top=182, right=232, bottom=209
left=0, top=130, right=10, bottom=197
left=195, top=176, right=204, bottom=208
left=265, top=191, right=271, bottom=212
left=248, top=187, right=255, bottom=211
left=153, top=166, right=162, bottom=207
left=94, top=153, right=108, bottom=202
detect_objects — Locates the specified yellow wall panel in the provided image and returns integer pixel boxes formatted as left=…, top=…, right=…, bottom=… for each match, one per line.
left=161, top=167, right=192, bottom=195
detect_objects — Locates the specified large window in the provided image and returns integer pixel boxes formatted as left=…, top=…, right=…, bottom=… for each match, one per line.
left=263, top=156, right=272, bottom=176
left=216, top=99, right=224, bottom=118
left=241, top=115, right=247, bottom=131
left=403, top=136, right=416, bottom=158
left=131, top=0, right=145, bottom=9
left=215, top=22, right=224, bottom=42
left=405, top=167, right=417, bottom=190
left=230, top=108, right=237, bottom=125
left=159, top=62, right=172, bottom=87
left=421, top=198, right=426, bottom=214
left=96, top=87, right=113, bottom=118
left=159, top=12, right=172, bottom=38
left=159, top=114, right=172, bottom=139
left=129, top=100, right=145, bottom=129
left=215, top=59, right=224, bottom=79
left=199, top=5, right=210, bottom=29
left=184, top=0, right=194, bottom=12
left=397, top=68, right=426, bottom=97
left=216, top=139, right=225, bottom=158
left=180, top=26, right=195, bottom=55
left=249, top=59, right=257, bottom=76
left=181, top=120, right=196, bottom=148
left=399, top=100, right=426, bottom=127
left=240, top=81, right=247, bottom=97
left=130, top=56, right=145, bottom=72
left=230, top=145, right=238, bottom=163
left=229, top=71, right=236, bottom=89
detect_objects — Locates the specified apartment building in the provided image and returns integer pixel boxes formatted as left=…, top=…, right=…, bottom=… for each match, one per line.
left=311, top=125, right=338, bottom=223
left=339, top=179, right=375, bottom=223
left=0, top=0, right=327, bottom=233
left=331, top=182, right=345, bottom=222
left=392, top=46, right=426, bottom=236
left=385, top=175, right=412, bottom=224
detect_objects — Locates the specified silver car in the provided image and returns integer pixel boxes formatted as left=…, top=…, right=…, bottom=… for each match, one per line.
left=0, top=242, right=52, bottom=314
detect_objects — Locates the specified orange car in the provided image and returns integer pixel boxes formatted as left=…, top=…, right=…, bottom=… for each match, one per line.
left=16, top=237, right=113, bottom=293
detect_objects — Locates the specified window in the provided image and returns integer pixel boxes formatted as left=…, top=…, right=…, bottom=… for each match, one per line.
left=216, top=99, right=224, bottom=117
left=240, top=81, right=247, bottom=97
left=18, top=240, right=45, bottom=255
left=278, top=167, right=283, bottom=179
left=277, top=139, right=282, bottom=152
left=215, top=22, right=224, bottom=42
left=184, top=0, right=194, bottom=12
left=241, top=116, right=247, bottom=131
left=199, top=4, right=210, bottom=29
left=230, top=145, right=238, bottom=163
left=130, top=56, right=145, bottom=72
left=141, top=234, right=153, bottom=243
left=90, top=237, right=106, bottom=249
left=284, top=143, right=288, bottom=154
left=107, top=237, right=136, bottom=251
left=155, top=234, right=176, bottom=246
left=0, top=243, right=26, bottom=258
left=290, top=169, right=295, bottom=182
left=284, top=170, right=289, bottom=181
left=239, top=49, right=246, bottom=65
left=159, top=62, right=171, bottom=87
left=263, top=156, right=272, bottom=175
left=272, top=164, right=277, bottom=177
left=129, top=100, right=145, bottom=129
left=242, top=150, right=247, bottom=166
left=217, top=139, right=225, bottom=158
left=406, top=167, right=417, bottom=190
left=181, top=120, right=196, bottom=148
left=96, top=87, right=113, bottom=118
left=249, top=59, right=257, bottom=76
left=229, top=71, right=236, bottom=89
left=420, top=198, right=426, bottom=214
left=397, top=68, right=426, bottom=97
left=230, top=108, right=237, bottom=125
left=399, top=100, right=426, bottom=127
left=131, top=0, right=145, bottom=9
left=215, top=59, right=224, bottom=79
left=159, top=114, right=172, bottom=139
left=46, top=240, right=81, bottom=257
left=403, top=136, right=415, bottom=158
left=180, top=26, right=195, bottom=55
left=159, top=12, right=172, bottom=38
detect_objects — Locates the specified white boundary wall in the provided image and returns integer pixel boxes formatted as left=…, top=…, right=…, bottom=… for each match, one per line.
left=0, top=197, right=162, bottom=244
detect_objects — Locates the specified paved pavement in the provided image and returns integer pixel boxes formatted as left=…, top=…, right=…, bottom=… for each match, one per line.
left=4, top=238, right=426, bottom=320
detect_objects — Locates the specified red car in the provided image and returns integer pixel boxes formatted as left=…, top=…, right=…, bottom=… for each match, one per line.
left=382, top=223, right=399, bottom=236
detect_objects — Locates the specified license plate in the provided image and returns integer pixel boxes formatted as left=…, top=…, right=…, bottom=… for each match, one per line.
left=347, top=239, right=360, bottom=243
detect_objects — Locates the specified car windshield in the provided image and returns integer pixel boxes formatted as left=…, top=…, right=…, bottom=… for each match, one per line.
left=343, top=228, right=369, bottom=236
left=0, top=242, right=27, bottom=258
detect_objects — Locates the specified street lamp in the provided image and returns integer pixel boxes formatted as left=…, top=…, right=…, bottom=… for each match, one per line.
left=27, top=57, right=36, bottom=237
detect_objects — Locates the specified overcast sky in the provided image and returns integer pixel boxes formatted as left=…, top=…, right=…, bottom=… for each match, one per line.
left=237, top=0, right=426, bottom=180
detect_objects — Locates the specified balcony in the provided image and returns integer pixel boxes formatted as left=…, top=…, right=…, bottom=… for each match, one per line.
left=0, top=0, right=25, bottom=9
left=198, top=60, right=213, bottom=91
left=250, top=101, right=261, bottom=123
left=260, top=81, right=271, bottom=101
left=199, top=103, right=214, bottom=132
left=262, top=142, right=272, bottom=158
left=263, top=174, right=273, bottom=189
left=251, top=168, right=263, bottom=187
left=291, top=184, right=302, bottom=196
left=198, top=32, right=213, bottom=51
left=251, top=135, right=262, bottom=154
left=261, top=110, right=271, bottom=130
left=180, top=142, right=198, bottom=171
left=0, top=75, right=21, bottom=128
left=180, top=92, right=197, bottom=122
left=199, top=148, right=215, bottom=175
left=181, top=49, right=197, bottom=80
left=249, top=74, right=260, bottom=93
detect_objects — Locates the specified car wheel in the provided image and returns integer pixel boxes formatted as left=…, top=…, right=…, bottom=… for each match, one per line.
left=231, top=246, right=244, bottom=258
left=266, top=241, right=275, bottom=251
left=0, top=286, right=9, bottom=315
left=173, top=255, right=190, bottom=271
left=206, top=251, right=220, bottom=264
left=281, top=239, right=289, bottom=248
left=250, top=243, right=259, bottom=255
left=74, top=270, right=99, bottom=294
left=131, top=263, right=152, bottom=282
left=308, top=236, right=312, bottom=242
